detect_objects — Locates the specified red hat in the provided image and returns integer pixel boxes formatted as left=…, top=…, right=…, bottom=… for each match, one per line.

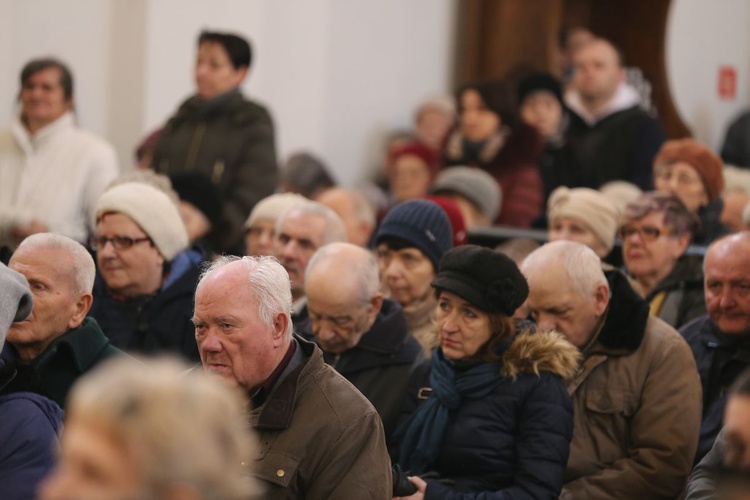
left=387, top=142, right=440, bottom=180
left=425, top=196, right=467, bottom=246
left=654, top=139, right=725, bottom=200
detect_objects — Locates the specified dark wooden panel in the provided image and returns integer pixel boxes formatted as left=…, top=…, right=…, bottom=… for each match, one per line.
left=457, top=0, right=691, bottom=139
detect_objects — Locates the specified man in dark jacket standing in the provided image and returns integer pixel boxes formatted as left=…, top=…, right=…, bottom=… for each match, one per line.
left=301, top=242, right=424, bottom=442
left=193, top=254, right=391, bottom=499
left=1, top=233, right=122, bottom=408
left=522, top=241, right=701, bottom=499
left=152, top=31, right=278, bottom=252
left=680, top=232, right=750, bottom=463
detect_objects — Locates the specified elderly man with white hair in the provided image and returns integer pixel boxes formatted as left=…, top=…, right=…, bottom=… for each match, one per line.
left=0, top=262, right=63, bottom=498
left=1, top=233, right=122, bottom=408
left=521, top=240, right=701, bottom=499
left=301, top=242, right=423, bottom=442
left=193, top=255, right=391, bottom=499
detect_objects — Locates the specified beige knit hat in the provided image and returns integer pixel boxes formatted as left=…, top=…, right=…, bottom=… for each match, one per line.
left=95, top=182, right=189, bottom=261
left=244, top=193, right=308, bottom=230
left=547, top=186, right=619, bottom=253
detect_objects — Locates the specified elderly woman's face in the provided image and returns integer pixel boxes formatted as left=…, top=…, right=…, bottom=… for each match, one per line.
left=95, top=213, right=165, bottom=296
left=654, top=161, right=709, bottom=213
left=39, top=418, right=144, bottom=500
left=436, top=290, right=492, bottom=360
left=459, top=89, right=500, bottom=142
left=548, top=216, right=608, bottom=258
left=377, top=244, right=435, bottom=308
left=621, top=211, right=688, bottom=284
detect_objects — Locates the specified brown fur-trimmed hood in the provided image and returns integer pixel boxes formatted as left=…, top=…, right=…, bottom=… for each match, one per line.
left=500, top=330, right=581, bottom=382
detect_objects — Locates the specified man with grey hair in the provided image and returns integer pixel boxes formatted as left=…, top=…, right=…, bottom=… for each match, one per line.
left=1, top=233, right=122, bottom=408
left=521, top=240, right=701, bottom=499
left=275, top=200, right=347, bottom=327
left=193, top=254, right=391, bottom=499
left=315, top=187, right=376, bottom=247
left=301, top=242, right=423, bottom=442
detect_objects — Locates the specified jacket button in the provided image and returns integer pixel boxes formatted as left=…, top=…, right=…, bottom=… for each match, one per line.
left=276, top=469, right=285, bottom=478
left=598, top=397, right=611, bottom=410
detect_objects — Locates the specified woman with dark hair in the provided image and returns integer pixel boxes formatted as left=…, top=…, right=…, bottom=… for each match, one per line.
left=443, top=81, right=544, bottom=227
left=394, top=245, right=578, bottom=499
left=620, top=191, right=704, bottom=329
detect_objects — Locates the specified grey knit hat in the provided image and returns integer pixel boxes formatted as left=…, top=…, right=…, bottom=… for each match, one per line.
left=432, top=166, right=502, bottom=221
left=375, top=199, right=453, bottom=271
left=95, top=182, right=189, bottom=261
left=0, top=263, right=33, bottom=348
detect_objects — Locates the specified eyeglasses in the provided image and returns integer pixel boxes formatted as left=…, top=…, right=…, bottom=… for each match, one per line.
left=90, top=235, right=152, bottom=251
left=618, top=225, right=672, bottom=242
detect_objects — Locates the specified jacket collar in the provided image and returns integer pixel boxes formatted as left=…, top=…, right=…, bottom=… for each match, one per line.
left=565, top=82, right=641, bottom=125
left=589, top=269, right=650, bottom=354
left=644, top=254, right=704, bottom=300
left=254, top=335, right=320, bottom=431
left=33, top=317, right=113, bottom=373
left=11, top=111, right=75, bottom=154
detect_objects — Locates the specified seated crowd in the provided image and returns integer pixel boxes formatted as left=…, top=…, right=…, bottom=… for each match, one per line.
left=2, top=28, right=750, bottom=500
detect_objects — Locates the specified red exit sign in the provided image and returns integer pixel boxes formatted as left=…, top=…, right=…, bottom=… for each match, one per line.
left=718, top=66, right=737, bottom=100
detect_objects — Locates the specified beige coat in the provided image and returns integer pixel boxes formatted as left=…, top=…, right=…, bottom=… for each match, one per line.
left=561, top=272, right=702, bottom=499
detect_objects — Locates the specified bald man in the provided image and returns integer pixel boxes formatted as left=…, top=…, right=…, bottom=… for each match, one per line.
left=315, top=188, right=375, bottom=247
left=565, top=38, right=665, bottom=190
left=302, top=242, right=423, bottom=442
left=680, top=232, right=750, bottom=463
left=522, top=241, right=700, bottom=499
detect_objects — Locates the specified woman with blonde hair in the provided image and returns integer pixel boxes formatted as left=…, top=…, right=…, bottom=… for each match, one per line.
left=40, top=357, right=259, bottom=500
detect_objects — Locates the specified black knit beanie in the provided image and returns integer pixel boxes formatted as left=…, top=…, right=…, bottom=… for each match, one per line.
left=517, top=73, right=563, bottom=107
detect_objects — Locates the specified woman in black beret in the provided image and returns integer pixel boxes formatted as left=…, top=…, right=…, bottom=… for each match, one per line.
left=393, top=244, right=579, bottom=499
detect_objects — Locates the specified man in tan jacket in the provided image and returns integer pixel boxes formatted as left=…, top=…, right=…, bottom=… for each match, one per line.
left=193, top=254, right=391, bottom=499
left=522, top=241, right=701, bottom=499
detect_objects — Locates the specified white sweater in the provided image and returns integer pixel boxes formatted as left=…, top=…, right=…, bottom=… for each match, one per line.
left=0, top=112, right=119, bottom=245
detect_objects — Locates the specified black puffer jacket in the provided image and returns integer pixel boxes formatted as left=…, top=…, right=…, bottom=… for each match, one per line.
left=299, top=299, right=424, bottom=442
left=399, top=331, right=579, bottom=500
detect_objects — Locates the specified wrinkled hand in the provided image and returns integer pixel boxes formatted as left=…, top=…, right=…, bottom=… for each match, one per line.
left=393, top=476, right=426, bottom=500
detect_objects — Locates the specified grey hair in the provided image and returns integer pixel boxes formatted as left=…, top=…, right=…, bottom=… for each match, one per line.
left=16, top=233, right=95, bottom=294
left=66, top=356, right=259, bottom=499
left=305, top=243, right=380, bottom=305
left=199, top=255, right=293, bottom=340
left=348, top=189, right=377, bottom=227
left=522, top=240, right=608, bottom=296
left=276, top=200, right=348, bottom=244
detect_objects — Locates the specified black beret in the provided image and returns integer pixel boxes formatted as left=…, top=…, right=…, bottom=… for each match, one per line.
left=431, top=245, right=528, bottom=315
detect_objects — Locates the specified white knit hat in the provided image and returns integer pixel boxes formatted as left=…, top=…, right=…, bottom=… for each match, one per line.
left=244, top=193, right=308, bottom=229
left=95, top=182, right=189, bottom=261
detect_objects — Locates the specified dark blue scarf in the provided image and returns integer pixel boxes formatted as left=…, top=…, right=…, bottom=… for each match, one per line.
left=398, top=349, right=502, bottom=473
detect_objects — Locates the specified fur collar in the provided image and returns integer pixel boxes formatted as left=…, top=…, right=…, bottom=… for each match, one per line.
left=500, top=330, right=580, bottom=382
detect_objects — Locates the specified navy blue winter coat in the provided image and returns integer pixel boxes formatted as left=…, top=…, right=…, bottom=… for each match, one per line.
left=399, top=331, right=579, bottom=500
left=0, top=390, right=62, bottom=499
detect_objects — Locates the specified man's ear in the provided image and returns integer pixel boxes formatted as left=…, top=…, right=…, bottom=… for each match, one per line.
left=594, top=284, right=610, bottom=317
left=234, top=67, right=249, bottom=87
left=674, top=232, right=692, bottom=257
left=272, top=312, right=289, bottom=345
left=68, top=293, right=93, bottom=330
left=368, top=293, right=384, bottom=321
